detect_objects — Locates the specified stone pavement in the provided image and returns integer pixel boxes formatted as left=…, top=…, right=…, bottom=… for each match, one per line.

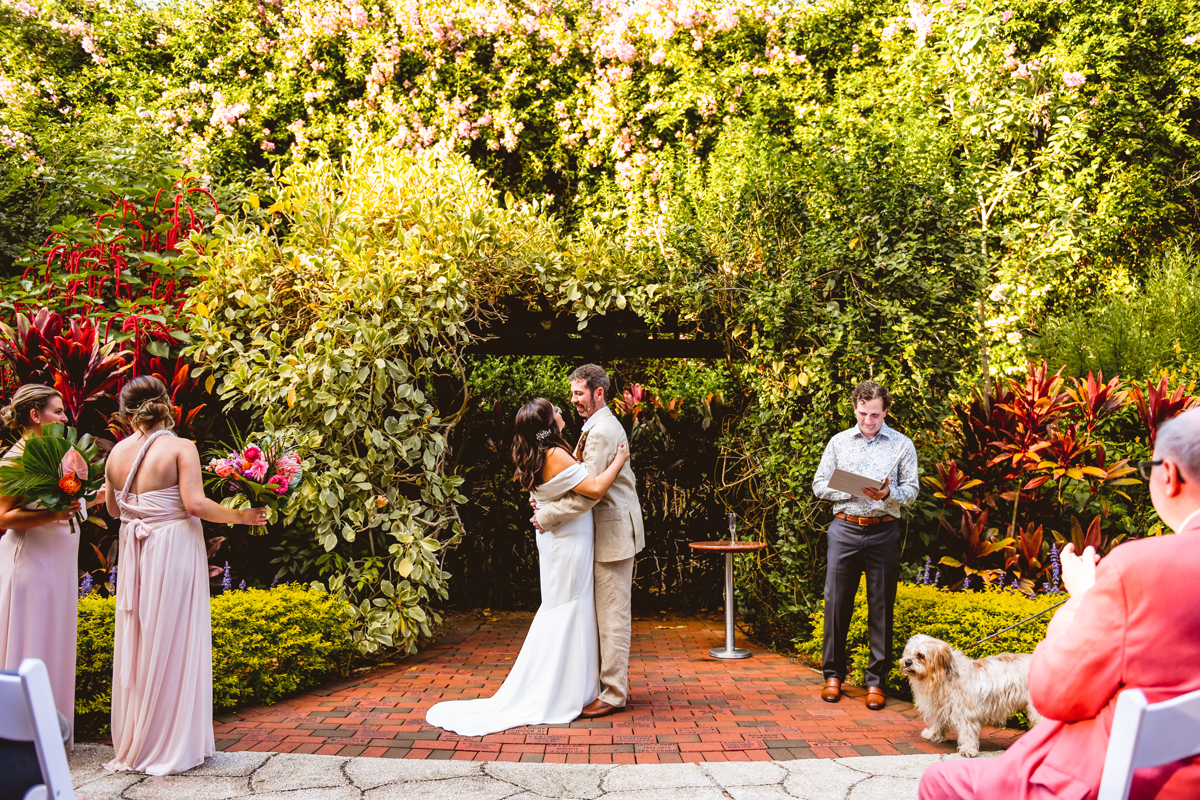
left=212, top=613, right=1020, bottom=763
left=70, top=743, right=1003, bottom=799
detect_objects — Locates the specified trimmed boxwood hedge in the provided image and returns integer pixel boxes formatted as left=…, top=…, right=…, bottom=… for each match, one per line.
left=798, top=582, right=1065, bottom=698
left=76, top=584, right=357, bottom=717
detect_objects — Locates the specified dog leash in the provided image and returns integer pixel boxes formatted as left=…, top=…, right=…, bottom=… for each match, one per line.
left=960, top=598, right=1069, bottom=654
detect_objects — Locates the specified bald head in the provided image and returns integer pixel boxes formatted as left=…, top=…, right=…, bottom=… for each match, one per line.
left=1155, top=408, right=1200, bottom=483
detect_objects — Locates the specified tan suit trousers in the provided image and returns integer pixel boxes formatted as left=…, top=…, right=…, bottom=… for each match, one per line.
left=595, top=555, right=635, bottom=707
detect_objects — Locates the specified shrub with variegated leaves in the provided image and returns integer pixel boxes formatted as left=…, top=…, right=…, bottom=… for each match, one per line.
left=184, top=143, right=651, bottom=652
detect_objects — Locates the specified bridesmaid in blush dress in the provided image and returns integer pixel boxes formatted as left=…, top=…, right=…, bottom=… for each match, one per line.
left=0, top=384, right=107, bottom=749
left=102, top=376, right=267, bottom=776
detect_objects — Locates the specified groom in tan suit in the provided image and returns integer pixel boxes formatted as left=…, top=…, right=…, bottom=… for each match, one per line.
left=532, top=364, right=645, bottom=718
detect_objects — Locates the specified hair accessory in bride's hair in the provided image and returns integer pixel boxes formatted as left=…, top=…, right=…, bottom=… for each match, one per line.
left=536, top=429, right=552, bottom=442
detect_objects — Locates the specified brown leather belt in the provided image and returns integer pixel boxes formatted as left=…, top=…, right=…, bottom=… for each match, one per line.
left=836, top=513, right=896, bottom=526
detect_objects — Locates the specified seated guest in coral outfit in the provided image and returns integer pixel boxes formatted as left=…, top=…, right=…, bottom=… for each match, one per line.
left=919, top=408, right=1200, bottom=800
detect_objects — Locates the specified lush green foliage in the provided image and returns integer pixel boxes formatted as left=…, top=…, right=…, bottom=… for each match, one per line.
left=6, top=0, right=1200, bottom=650
left=798, top=582, right=1064, bottom=697
left=185, top=145, right=649, bottom=651
left=75, top=585, right=356, bottom=717
left=686, top=120, right=981, bottom=641
left=1034, top=244, right=1200, bottom=381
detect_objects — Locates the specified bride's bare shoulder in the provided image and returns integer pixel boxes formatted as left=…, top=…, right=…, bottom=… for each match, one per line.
left=541, top=446, right=578, bottom=481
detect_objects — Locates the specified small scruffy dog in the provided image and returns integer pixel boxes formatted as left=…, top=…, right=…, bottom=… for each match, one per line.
left=901, top=634, right=1042, bottom=757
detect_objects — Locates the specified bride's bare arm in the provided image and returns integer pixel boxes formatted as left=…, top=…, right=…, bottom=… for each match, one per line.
left=569, top=443, right=629, bottom=499
left=176, top=439, right=268, bottom=526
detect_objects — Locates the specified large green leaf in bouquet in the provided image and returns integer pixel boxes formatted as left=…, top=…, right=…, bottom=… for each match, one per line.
left=0, top=423, right=105, bottom=512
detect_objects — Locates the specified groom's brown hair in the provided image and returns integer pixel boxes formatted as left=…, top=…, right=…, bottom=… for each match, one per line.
left=569, top=364, right=611, bottom=397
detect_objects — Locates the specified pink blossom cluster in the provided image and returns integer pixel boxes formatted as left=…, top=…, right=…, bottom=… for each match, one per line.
left=0, top=125, right=39, bottom=164
left=1062, top=71, right=1086, bottom=89
left=907, top=1, right=934, bottom=47
left=1011, top=57, right=1042, bottom=80
left=208, top=446, right=302, bottom=496
left=44, top=16, right=107, bottom=64
left=209, top=93, right=251, bottom=136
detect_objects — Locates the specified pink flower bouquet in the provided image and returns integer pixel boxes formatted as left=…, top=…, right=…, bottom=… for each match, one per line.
left=204, top=434, right=302, bottom=517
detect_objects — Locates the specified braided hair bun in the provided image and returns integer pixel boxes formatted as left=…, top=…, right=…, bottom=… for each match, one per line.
left=118, top=376, right=175, bottom=432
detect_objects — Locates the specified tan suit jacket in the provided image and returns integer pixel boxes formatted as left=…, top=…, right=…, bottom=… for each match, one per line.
left=534, top=405, right=645, bottom=563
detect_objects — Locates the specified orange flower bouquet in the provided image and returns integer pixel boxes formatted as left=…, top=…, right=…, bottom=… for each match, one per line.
left=0, top=423, right=105, bottom=533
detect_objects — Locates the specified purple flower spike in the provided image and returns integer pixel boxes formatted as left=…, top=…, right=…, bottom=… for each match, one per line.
left=222, top=562, right=232, bottom=592
left=79, top=573, right=94, bottom=598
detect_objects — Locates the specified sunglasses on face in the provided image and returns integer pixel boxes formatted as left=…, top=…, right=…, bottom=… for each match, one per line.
left=1137, top=459, right=1187, bottom=483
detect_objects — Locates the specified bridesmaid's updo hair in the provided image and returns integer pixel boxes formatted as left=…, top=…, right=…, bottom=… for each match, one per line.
left=511, top=398, right=572, bottom=491
left=118, top=376, right=175, bottom=432
left=0, top=385, right=62, bottom=431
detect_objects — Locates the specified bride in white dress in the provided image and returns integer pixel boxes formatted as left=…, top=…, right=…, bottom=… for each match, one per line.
left=427, top=398, right=629, bottom=736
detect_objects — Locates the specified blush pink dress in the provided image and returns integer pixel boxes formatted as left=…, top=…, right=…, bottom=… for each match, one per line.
left=104, top=429, right=215, bottom=776
left=0, top=442, right=79, bottom=748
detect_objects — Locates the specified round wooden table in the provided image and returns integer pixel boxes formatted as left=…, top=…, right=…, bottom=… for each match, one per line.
left=689, top=541, right=767, bottom=659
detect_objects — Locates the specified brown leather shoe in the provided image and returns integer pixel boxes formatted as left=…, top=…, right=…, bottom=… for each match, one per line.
left=578, top=698, right=623, bottom=719
left=866, top=687, right=886, bottom=710
left=820, top=678, right=841, bottom=703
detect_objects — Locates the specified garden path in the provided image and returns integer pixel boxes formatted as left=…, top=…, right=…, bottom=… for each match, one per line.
left=214, top=613, right=1024, bottom=765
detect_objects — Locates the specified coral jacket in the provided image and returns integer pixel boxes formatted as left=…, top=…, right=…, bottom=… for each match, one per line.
left=1000, top=511, right=1200, bottom=800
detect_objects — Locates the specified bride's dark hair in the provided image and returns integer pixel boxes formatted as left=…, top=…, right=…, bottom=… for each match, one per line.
left=511, top=398, right=573, bottom=491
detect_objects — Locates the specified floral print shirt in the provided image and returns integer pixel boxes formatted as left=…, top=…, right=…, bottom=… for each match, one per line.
left=812, top=421, right=919, bottom=519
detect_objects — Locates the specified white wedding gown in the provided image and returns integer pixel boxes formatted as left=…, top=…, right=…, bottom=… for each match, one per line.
left=427, top=463, right=599, bottom=735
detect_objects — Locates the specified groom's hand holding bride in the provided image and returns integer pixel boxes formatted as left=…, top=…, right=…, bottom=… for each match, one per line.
left=531, top=443, right=628, bottom=532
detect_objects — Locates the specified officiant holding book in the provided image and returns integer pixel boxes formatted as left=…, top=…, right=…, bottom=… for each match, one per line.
left=812, top=380, right=919, bottom=711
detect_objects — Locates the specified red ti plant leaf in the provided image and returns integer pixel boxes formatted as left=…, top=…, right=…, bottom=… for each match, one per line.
left=938, top=509, right=1014, bottom=580
left=1033, top=423, right=1097, bottom=481
left=1130, top=375, right=1200, bottom=449
left=922, top=460, right=982, bottom=511
left=993, top=362, right=1072, bottom=469
left=1057, top=514, right=1127, bottom=556
left=1065, top=371, right=1130, bottom=434
left=0, top=309, right=63, bottom=386
left=40, top=318, right=131, bottom=426
left=1004, top=522, right=1047, bottom=588
left=614, top=383, right=649, bottom=423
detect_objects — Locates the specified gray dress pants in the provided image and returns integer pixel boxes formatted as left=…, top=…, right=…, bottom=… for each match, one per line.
left=822, top=517, right=901, bottom=688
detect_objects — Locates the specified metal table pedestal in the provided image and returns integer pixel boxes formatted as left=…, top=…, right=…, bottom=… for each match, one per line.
left=688, top=541, right=767, bottom=659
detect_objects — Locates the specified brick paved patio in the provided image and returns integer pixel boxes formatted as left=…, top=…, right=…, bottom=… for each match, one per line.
left=214, top=612, right=1023, bottom=765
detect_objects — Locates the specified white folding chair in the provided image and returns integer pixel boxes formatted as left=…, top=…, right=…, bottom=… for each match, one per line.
left=1097, top=687, right=1200, bottom=800
left=0, top=659, right=76, bottom=800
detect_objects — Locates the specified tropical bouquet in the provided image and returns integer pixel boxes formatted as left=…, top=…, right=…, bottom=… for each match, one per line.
left=205, top=432, right=302, bottom=520
left=0, top=423, right=105, bottom=533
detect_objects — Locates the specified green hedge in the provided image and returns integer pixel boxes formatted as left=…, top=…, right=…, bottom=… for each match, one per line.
left=797, top=582, right=1065, bottom=698
left=77, top=584, right=356, bottom=716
